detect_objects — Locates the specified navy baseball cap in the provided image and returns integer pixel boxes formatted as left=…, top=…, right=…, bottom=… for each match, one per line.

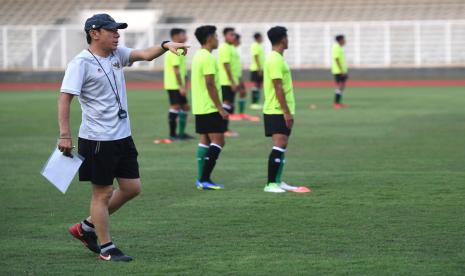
left=84, top=14, right=128, bottom=31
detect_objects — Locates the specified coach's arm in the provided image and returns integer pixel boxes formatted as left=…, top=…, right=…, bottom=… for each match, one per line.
left=57, top=93, right=74, bottom=155
left=129, top=42, right=190, bottom=62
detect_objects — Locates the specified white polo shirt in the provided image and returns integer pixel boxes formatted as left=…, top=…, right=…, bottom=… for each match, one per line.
left=61, top=46, right=133, bottom=141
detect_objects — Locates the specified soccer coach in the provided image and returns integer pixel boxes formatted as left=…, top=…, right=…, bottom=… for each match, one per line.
left=57, top=14, right=188, bottom=262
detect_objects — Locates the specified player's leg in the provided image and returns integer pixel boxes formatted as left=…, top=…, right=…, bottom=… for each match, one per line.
left=179, top=100, right=193, bottom=139
left=222, top=86, right=239, bottom=136
left=339, top=76, right=348, bottom=107
left=333, top=75, right=348, bottom=108
left=222, top=85, right=235, bottom=125
left=264, top=133, right=288, bottom=193
left=333, top=75, right=342, bottom=107
left=199, top=132, right=225, bottom=188
left=238, top=82, right=246, bottom=116
left=196, top=134, right=210, bottom=181
left=167, top=90, right=182, bottom=139
left=250, top=71, right=263, bottom=109
left=196, top=112, right=226, bottom=189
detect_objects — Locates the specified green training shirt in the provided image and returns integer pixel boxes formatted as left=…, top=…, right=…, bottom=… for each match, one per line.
left=191, top=48, right=222, bottom=115
left=164, top=50, right=186, bottom=90
left=249, top=41, right=265, bottom=72
left=331, top=43, right=348, bottom=75
left=232, top=46, right=242, bottom=83
left=263, top=50, right=295, bottom=115
left=218, top=42, right=235, bottom=86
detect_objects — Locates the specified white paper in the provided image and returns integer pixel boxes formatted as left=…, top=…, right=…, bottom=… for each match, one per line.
left=41, top=148, right=84, bottom=194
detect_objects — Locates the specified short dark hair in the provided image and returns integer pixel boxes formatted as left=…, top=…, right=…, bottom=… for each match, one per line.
left=223, top=27, right=235, bottom=36
left=170, top=28, right=186, bottom=38
left=85, top=29, right=100, bottom=44
left=267, top=26, right=287, bottom=45
left=335, top=34, right=345, bottom=42
left=86, top=31, right=91, bottom=44
left=235, top=33, right=241, bottom=40
left=253, top=32, right=262, bottom=40
left=195, top=25, right=217, bottom=45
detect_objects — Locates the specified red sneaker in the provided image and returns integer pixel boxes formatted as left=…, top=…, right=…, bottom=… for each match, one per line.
left=69, top=223, right=100, bottom=253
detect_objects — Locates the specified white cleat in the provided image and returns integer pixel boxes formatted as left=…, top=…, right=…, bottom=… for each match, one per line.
left=264, top=183, right=286, bottom=193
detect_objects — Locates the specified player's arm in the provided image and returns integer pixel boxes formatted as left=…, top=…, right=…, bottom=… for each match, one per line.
left=57, top=93, right=74, bottom=154
left=335, top=57, right=345, bottom=76
left=129, top=42, right=189, bottom=62
left=254, top=54, right=262, bottom=74
left=173, top=65, right=186, bottom=95
left=205, top=74, right=228, bottom=119
left=222, top=63, right=237, bottom=90
left=272, top=79, right=293, bottom=129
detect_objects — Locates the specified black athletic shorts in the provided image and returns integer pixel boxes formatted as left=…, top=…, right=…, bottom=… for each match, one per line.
left=250, top=71, right=263, bottom=85
left=195, top=112, right=226, bottom=134
left=167, top=90, right=188, bottom=105
left=264, top=114, right=292, bottom=137
left=78, top=136, right=140, bottom=186
left=221, top=85, right=235, bottom=103
left=334, top=74, right=348, bottom=83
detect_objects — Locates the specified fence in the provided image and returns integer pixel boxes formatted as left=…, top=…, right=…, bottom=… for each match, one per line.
left=1, top=20, right=465, bottom=71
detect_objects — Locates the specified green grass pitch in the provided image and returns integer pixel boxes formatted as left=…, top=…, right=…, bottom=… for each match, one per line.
left=0, top=86, right=464, bottom=275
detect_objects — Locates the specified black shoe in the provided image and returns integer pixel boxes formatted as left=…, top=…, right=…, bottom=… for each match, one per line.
left=179, top=133, right=194, bottom=140
left=99, top=247, right=133, bottom=262
left=69, top=223, right=100, bottom=253
left=169, top=135, right=180, bottom=141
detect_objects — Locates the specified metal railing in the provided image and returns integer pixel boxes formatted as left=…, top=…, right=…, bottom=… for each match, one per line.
left=1, top=20, right=465, bottom=71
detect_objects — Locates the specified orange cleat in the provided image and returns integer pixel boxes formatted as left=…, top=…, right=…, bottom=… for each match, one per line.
left=229, top=114, right=243, bottom=121
left=333, top=103, right=349, bottom=109
left=153, top=138, right=174, bottom=144
left=241, top=113, right=261, bottom=122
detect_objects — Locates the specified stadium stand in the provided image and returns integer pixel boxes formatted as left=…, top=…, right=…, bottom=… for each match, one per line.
left=0, top=0, right=464, bottom=70
left=1, top=0, right=464, bottom=25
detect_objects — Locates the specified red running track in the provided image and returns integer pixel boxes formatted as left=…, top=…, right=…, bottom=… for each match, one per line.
left=0, top=80, right=464, bottom=91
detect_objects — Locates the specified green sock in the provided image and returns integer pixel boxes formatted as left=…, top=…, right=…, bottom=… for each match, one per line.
left=276, top=154, right=285, bottom=183
left=238, top=98, right=246, bottom=114
left=196, top=144, right=209, bottom=180
left=179, top=111, right=187, bottom=136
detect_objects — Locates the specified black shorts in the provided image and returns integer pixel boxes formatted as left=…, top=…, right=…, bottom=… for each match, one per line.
left=264, top=114, right=292, bottom=137
left=221, top=86, right=235, bottom=103
left=334, top=74, right=348, bottom=83
left=78, top=136, right=140, bottom=186
left=167, top=90, right=188, bottom=105
left=195, top=112, right=226, bottom=134
left=250, top=71, right=263, bottom=85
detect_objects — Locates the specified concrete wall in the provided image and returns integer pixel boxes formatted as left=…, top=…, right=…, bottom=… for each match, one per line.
left=0, top=67, right=463, bottom=83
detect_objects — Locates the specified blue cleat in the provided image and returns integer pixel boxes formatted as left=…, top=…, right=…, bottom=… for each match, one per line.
left=195, top=180, right=224, bottom=190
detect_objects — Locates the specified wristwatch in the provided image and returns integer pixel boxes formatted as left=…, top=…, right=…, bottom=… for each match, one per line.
left=161, top=40, right=170, bottom=51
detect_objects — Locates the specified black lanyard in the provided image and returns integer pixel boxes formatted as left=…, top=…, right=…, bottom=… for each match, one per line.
left=87, top=49, right=124, bottom=111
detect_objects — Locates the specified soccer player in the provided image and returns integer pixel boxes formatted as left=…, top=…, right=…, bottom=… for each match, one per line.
left=58, top=14, right=188, bottom=261
left=331, top=34, right=348, bottom=109
left=262, top=26, right=310, bottom=193
left=218, top=27, right=239, bottom=137
left=249, top=32, right=265, bottom=110
left=230, top=33, right=260, bottom=122
left=163, top=28, right=193, bottom=141
left=191, top=25, right=228, bottom=190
